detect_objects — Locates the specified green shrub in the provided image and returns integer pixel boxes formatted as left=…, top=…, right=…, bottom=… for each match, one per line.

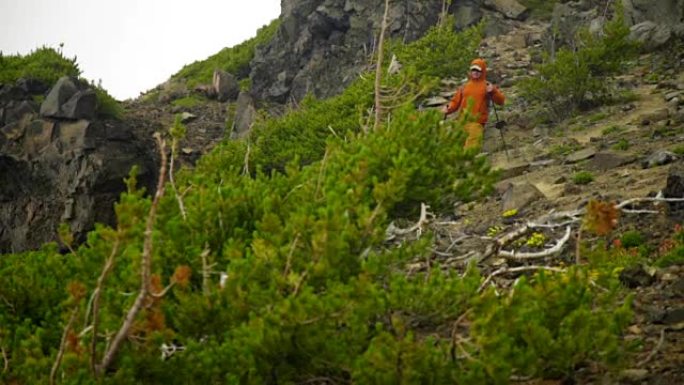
left=171, top=95, right=204, bottom=109
left=519, top=5, right=639, bottom=122
left=620, top=230, right=644, bottom=248
left=573, top=171, right=594, bottom=185
left=519, top=0, right=559, bottom=19
left=93, top=84, right=124, bottom=119
left=602, top=125, right=624, bottom=135
left=393, top=16, right=483, bottom=82
left=0, top=46, right=80, bottom=86
left=612, top=138, right=630, bottom=151
left=172, top=19, right=279, bottom=88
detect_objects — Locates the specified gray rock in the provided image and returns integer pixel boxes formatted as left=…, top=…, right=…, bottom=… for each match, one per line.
left=565, top=147, right=597, bottom=163
left=639, top=108, right=670, bottom=125
left=629, top=21, right=672, bottom=51
left=484, top=0, right=528, bottom=20
left=234, top=91, right=257, bottom=138
left=501, top=182, right=545, bottom=212
left=619, top=369, right=649, bottom=382
left=664, top=161, right=684, bottom=211
left=40, top=76, right=79, bottom=118
left=60, top=90, right=97, bottom=120
left=213, top=70, right=239, bottom=102
left=588, top=152, right=637, bottom=171
left=180, top=112, right=197, bottom=123
left=641, top=150, right=678, bottom=168
left=623, top=0, right=684, bottom=37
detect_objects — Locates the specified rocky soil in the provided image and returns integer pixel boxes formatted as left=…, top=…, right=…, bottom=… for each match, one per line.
left=411, top=18, right=684, bottom=384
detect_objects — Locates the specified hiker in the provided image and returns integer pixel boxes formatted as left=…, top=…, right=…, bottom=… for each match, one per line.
left=442, top=58, right=505, bottom=150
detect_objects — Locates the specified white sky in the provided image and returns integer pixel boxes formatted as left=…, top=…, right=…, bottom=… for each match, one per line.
left=0, top=0, right=281, bottom=100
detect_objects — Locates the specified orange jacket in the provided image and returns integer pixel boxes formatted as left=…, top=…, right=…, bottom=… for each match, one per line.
left=445, top=58, right=505, bottom=124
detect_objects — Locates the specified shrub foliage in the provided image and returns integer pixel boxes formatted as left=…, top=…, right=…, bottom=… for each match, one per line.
left=172, top=19, right=280, bottom=88
left=519, top=6, right=639, bottom=122
left=0, top=14, right=637, bottom=385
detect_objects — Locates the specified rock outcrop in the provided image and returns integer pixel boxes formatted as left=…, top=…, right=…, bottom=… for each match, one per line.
left=249, top=0, right=527, bottom=104
left=0, top=77, right=155, bottom=253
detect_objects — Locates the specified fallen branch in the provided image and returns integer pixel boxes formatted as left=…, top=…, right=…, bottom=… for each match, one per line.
left=386, top=203, right=431, bottom=239
left=616, top=196, right=684, bottom=209
left=500, top=226, right=572, bottom=260
left=478, top=265, right=566, bottom=293
left=637, top=328, right=666, bottom=367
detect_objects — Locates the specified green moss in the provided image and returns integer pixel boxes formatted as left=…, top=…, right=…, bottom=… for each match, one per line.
left=573, top=171, right=594, bottom=185
left=172, top=95, right=204, bottom=109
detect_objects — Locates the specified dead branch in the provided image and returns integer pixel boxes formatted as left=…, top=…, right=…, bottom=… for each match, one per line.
left=386, top=203, right=431, bottom=239
left=500, top=226, right=572, bottom=260
left=97, top=133, right=167, bottom=376
left=616, top=196, right=684, bottom=209
left=372, top=0, right=390, bottom=132
left=89, top=239, right=121, bottom=372
left=242, top=142, right=251, bottom=176
left=1, top=346, right=8, bottom=373
left=169, top=136, right=187, bottom=221
left=200, top=246, right=212, bottom=296
left=50, top=307, right=78, bottom=385
left=637, top=328, right=666, bottom=367
left=478, top=265, right=566, bottom=293
left=473, top=224, right=530, bottom=264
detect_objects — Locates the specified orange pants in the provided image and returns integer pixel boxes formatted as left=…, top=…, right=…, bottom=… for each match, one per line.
left=463, top=122, right=483, bottom=150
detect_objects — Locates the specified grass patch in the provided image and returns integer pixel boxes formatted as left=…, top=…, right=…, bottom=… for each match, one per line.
left=172, top=95, right=205, bottom=109
left=602, top=125, right=625, bottom=135
left=573, top=171, right=594, bottom=185
left=612, top=138, right=630, bottom=151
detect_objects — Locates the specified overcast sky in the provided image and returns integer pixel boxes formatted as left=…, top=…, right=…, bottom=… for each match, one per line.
left=1, top=0, right=281, bottom=100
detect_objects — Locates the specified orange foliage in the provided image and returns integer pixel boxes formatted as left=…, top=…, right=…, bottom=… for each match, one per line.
left=67, top=281, right=87, bottom=301
left=66, top=329, right=83, bottom=355
left=145, top=307, right=166, bottom=332
left=172, top=265, right=192, bottom=288
left=583, top=200, right=619, bottom=236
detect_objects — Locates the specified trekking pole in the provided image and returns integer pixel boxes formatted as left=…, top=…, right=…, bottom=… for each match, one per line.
left=490, top=97, right=510, bottom=160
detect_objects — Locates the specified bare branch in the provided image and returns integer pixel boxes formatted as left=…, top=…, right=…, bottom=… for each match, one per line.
left=50, top=307, right=78, bottom=385
left=97, top=133, right=167, bottom=376
left=372, top=0, right=390, bottom=132
left=169, top=136, right=187, bottom=220
left=386, top=203, right=431, bottom=239
left=616, top=196, right=684, bottom=209
left=89, top=239, right=120, bottom=372
left=637, top=328, right=666, bottom=367
left=200, top=246, right=211, bottom=296
left=1, top=346, right=8, bottom=373
left=500, top=226, right=572, bottom=260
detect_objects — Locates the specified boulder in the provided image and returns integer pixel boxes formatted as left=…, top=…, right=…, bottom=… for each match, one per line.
left=40, top=76, right=80, bottom=118
left=629, top=21, right=672, bottom=51
left=501, top=182, right=545, bottom=212
left=233, top=91, right=257, bottom=138
left=212, top=70, right=239, bottom=102
left=484, top=0, right=528, bottom=20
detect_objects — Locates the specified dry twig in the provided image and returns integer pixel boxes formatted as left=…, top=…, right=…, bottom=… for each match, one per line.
left=97, top=133, right=168, bottom=376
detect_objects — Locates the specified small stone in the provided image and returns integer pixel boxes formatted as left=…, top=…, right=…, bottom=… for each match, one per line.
left=619, top=369, right=649, bottom=382
left=627, top=325, right=643, bottom=335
